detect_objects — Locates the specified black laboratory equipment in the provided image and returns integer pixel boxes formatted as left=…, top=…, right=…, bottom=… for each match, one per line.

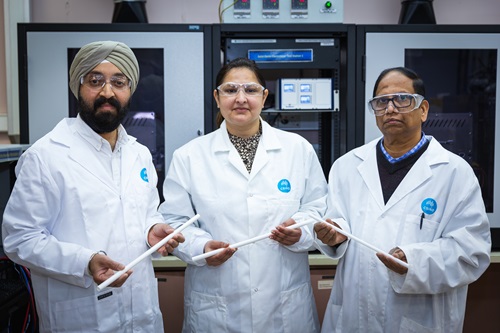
left=0, top=145, right=37, bottom=333
left=212, top=24, right=357, bottom=177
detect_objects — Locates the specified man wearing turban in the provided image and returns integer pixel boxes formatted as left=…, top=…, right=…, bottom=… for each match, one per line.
left=2, top=41, right=184, bottom=332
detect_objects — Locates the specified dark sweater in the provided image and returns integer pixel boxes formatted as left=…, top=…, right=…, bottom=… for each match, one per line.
left=377, top=139, right=430, bottom=204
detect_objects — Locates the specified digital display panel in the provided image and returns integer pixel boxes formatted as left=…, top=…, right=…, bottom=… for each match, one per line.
left=248, top=49, right=313, bottom=63
left=300, top=95, right=312, bottom=104
left=263, top=0, right=279, bottom=10
left=300, top=84, right=312, bottom=92
left=234, top=0, right=250, bottom=10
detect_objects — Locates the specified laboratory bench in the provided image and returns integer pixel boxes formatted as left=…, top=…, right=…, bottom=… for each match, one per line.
left=153, top=252, right=500, bottom=333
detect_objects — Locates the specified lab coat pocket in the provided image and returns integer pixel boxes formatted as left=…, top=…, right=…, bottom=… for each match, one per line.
left=52, top=292, right=120, bottom=332
left=281, top=282, right=318, bottom=333
left=266, top=198, right=300, bottom=224
left=128, top=179, right=157, bottom=212
left=263, top=198, right=300, bottom=246
left=400, top=214, right=439, bottom=245
left=130, top=179, right=157, bottom=199
left=400, top=316, right=441, bottom=333
left=187, top=290, right=228, bottom=333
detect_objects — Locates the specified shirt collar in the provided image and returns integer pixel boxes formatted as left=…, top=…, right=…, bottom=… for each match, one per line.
left=75, top=114, right=128, bottom=151
left=380, top=132, right=428, bottom=164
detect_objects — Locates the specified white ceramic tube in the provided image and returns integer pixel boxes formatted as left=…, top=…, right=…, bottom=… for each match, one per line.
left=97, top=214, right=200, bottom=291
left=309, top=214, right=409, bottom=268
left=192, top=218, right=316, bottom=262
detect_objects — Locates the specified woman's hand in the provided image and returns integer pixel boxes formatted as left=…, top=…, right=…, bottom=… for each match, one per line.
left=271, top=218, right=302, bottom=246
left=203, top=240, right=237, bottom=267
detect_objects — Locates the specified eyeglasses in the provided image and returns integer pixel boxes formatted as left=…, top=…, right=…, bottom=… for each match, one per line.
left=368, top=93, right=424, bottom=116
left=217, top=82, right=265, bottom=97
left=80, top=73, right=131, bottom=92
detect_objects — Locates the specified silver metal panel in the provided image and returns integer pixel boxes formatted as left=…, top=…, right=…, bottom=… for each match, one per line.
left=26, top=30, right=205, bottom=171
left=364, top=31, right=500, bottom=227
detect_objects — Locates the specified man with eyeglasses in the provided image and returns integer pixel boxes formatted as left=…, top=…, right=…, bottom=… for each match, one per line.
left=313, top=67, right=491, bottom=332
left=2, top=41, right=185, bottom=332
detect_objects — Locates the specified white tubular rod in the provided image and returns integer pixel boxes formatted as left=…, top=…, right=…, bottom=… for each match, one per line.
left=97, top=214, right=200, bottom=291
left=309, top=214, right=409, bottom=268
left=192, top=218, right=316, bottom=263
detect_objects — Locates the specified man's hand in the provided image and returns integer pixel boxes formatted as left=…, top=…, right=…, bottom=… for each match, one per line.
left=89, top=253, right=131, bottom=286
left=314, top=218, right=347, bottom=247
left=148, top=223, right=186, bottom=256
left=377, top=247, right=408, bottom=274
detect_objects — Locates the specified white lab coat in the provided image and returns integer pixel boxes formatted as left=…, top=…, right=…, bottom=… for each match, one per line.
left=159, top=120, right=327, bottom=333
left=2, top=117, right=164, bottom=333
left=315, top=136, right=491, bottom=333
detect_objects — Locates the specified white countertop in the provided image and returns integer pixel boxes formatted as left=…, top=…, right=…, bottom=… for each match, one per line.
left=153, top=252, right=500, bottom=269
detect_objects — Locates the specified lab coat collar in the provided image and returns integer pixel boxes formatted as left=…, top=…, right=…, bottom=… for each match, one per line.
left=214, top=118, right=281, bottom=149
left=356, top=135, right=449, bottom=212
left=215, top=118, right=281, bottom=179
left=251, top=120, right=281, bottom=179
left=49, top=117, right=138, bottom=195
left=50, top=115, right=137, bottom=149
left=356, top=139, right=385, bottom=209
left=354, top=135, right=448, bottom=165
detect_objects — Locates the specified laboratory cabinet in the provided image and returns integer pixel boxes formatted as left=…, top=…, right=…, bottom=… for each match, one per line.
left=212, top=23, right=357, bottom=176
left=155, top=263, right=336, bottom=333
left=154, top=256, right=500, bottom=333
left=463, top=262, right=500, bottom=332
left=155, top=271, right=185, bottom=333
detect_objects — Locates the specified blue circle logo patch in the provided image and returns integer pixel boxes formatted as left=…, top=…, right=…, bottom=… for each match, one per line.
left=421, top=198, right=437, bottom=215
left=277, top=179, right=291, bottom=193
left=140, top=168, right=149, bottom=183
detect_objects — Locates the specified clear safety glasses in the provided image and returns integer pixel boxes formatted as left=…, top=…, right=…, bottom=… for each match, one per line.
left=80, top=73, right=131, bottom=92
left=368, top=93, right=425, bottom=116
left=217, top=82, right=265, bottom=97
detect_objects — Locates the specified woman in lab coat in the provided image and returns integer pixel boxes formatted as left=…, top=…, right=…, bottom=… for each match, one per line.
left=314, top=67, right=491, bottom=332
left=159, top=58, right=327, bottom=333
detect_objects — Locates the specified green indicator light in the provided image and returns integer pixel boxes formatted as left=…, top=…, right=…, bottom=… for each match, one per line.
left=325, top=1, right=332, bottom=8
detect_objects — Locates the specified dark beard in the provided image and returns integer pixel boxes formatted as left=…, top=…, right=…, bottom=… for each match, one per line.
left=78, top=95, right=129, bottom=134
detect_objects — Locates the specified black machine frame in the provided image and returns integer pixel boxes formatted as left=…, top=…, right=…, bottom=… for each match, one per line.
left=212, top=23, right=358, bottom=176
